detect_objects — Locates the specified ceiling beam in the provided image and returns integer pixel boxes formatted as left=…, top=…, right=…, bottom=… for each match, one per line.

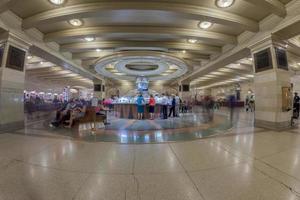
left=178, top=47, right=251, bottom=84
left=192, top=78, right=253, bottom=89
left=274, top=19, right=300, bottom=40
left=0, top=0, right=17, bottom=14
left=26, top=66, right=61, bottom=73
left=243, top=0, right=286, bottom=17
left=72, top=51, right=113, bottom=60
left=34, top=73, right=75, bottom=79
left=48, top=80, right=92, bottom=87
left=22, top=2, right=259, bottom=32
left=72, top=50, right=211, bottom=61
left=43, top=76, right=83, bottom=80
left=44, top=26, right=237, bottom=45
left=61, top=41, right=222, bottom=55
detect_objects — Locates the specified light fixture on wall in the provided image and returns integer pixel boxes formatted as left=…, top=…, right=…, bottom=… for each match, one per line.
left=215, top=0, right=235, bottom=8
left=187, top=39, right=198, bottom=44
left=48, top=0, right=65, bottom=5
left=84, top=36, right=95, bottom=42
left=68, top=19, right=83, bottom=27
left=198, top=21, right=213, bottom=29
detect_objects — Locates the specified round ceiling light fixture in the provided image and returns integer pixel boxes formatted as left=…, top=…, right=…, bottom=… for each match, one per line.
left=96, top=48, right=102, bottom=52
left=215, top=0, right=235, bottom=8
left=27, top=55, right=33, bottom=59
left=84, top=36, right=95, bottom=42
left=198, top=21, right=213, bottom=29
left=68, top=19, right=83, bottom=27
left=187, top=39, right=198, bottom=44
left=48, top=0, right=65, bottom=5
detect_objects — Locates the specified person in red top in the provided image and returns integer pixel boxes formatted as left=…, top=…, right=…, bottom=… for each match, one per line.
left=149, top=94, right=156, bottom=120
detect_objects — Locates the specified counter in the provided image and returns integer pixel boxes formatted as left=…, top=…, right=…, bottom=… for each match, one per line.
left=114, top=104, right=162, bottom=119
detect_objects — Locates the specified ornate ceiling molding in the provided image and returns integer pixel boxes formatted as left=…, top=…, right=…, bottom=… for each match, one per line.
left=93, top=51, right=189, bottom=81
left=22, top=2, right=259, bottom=32
left=44, top=26, right=237, bottom=45
left=72, top=51, right=211, bottom=64
left=61, top=41, right=221, bottom=55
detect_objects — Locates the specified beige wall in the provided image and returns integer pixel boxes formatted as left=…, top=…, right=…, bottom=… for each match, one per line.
left=210, top=81, right=254, bottom=101
left=191, top=81, right=254, bottom=101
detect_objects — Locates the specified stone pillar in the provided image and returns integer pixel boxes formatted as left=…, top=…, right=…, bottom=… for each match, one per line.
left=250, top=36, right=292, bottom=130
left=178, top=81, right=191, bottom=101
left=93, top=80, right=106, bottom=99
left=0, top=33, right=30, bottom=131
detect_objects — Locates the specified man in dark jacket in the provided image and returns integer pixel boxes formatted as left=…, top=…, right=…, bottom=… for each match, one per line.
left=294, top=92, right=300, bottom=118
left=168, top=95, right=176, bottom=117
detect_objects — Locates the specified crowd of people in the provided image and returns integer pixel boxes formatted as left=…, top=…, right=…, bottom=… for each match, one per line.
left=50, top=98, right=111, bottom=128
left=135, top=93, right=191, bottom=120
left=50, top=98, right=87, bottom=128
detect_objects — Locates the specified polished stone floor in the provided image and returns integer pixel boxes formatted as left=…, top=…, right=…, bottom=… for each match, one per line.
left=2, top=109, right=300, bottom=199
left=17, top=107, right=254, bottom=143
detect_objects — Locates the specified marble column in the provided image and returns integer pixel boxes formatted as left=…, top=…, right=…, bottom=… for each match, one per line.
left=178, top=82, right=191, bottom=101
left=250, top=36, right=292, bottom=130
left=93, top=80, right=106, bottom=99
left=0, top=33, right=29, bottom=132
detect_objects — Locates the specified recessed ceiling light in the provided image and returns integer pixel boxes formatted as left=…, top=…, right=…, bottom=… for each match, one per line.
left=182, top=50, right=186, bottom=54
left=215, top=0, right=235, bottom=8
left=187, top=39, right=198, bottom=44
left=40, top=61, right=44, bottom=65
left=84, top=36, right=95, bottom=42
left=68, top=19, right=83, bottom=27
left=48, top=0, right=65, bottom=5
left=198, top=21, right=213, bottom=29
left=27, top=55, right=32, bottom=59
left=96, top=48, right=101, bottom=52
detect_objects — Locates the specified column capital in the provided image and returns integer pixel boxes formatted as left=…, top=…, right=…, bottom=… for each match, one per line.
left=0, top=32, right=31, bottom=51
left=248, top=34, right=286, bottom=53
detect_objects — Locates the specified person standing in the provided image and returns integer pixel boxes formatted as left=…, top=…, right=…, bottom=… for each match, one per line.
left=249, top=95, right=255, bottom=112
left=245, top=96, right=250, bottom=112
left=149, top=94, right=156, bottom=120
left=168, top=95, right=176, bottom=118
left=175, top=94, right=180, bottom=117
left=136, top=93, right=145, bottom=120
left=294, top=92, right=300, bottom=118
left=161, top=93, right=168, bottom=119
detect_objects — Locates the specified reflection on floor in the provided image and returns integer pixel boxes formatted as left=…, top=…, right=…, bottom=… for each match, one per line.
left=106, top=112, right=215, bottom=131
left=2, top=108, right=300, bottom=199
left=17, top=108, right=252, bottom=143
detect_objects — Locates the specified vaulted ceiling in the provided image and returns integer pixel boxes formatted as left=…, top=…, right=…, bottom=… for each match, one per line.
left=3, top=0, right=293, bottom=86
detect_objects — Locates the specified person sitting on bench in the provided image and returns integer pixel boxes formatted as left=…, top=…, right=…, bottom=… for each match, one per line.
left=65, top=100, right=87, bottom=128
left=50, top=98, right=76, bottom=127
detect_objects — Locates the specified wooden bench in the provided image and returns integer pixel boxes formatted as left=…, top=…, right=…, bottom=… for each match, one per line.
left=73, top=107, right=106, bottom=131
